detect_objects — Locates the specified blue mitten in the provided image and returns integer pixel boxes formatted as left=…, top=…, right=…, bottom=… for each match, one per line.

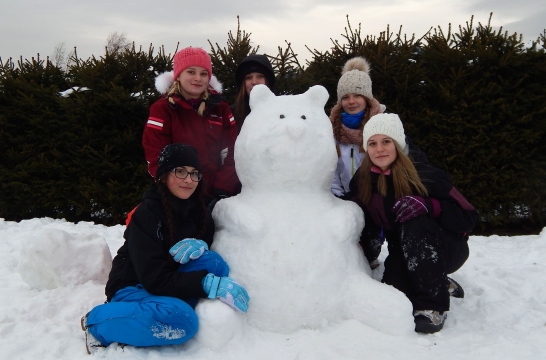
left=169, top=238, right=209, bottom=264
left=202, top=274, right=250, bottom=313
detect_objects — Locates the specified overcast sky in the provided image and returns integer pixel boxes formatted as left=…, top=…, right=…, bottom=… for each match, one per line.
left=1, top=0, right=544, bottom=66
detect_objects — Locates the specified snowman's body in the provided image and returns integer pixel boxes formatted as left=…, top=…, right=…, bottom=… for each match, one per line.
left=196, top=86, right=411, bottom=345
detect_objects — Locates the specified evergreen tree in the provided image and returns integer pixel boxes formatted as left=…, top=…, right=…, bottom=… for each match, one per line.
left=209, top=16, right=260, bottom=103
left=0, top=15, right=544, bottom=234
left=412, top=15, right=546, bottom=232
left=0, top=55, right=71, bottom=220
left=209, top=16, right=307, bottom=103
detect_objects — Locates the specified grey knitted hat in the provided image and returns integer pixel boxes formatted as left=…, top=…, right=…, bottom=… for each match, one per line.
left=363, top=114, right=406, bottom=152
left=337, top=57, right=373, bottom=102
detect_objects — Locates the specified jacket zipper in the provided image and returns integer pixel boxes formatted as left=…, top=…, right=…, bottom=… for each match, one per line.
left=351, top=146, right=355, bottom=175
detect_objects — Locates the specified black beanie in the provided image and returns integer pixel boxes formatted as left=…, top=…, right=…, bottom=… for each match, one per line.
left=156, top=143, right=201, bottom=180
left=235, top=54, right=275, bottom=91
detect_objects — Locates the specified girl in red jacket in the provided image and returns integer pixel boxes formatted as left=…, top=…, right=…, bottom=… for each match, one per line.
left=143, top=47, right=239, bottom=204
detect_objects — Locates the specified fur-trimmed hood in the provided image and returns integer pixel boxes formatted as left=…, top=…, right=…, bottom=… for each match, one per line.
left=154, top=71, right=223, bottom=95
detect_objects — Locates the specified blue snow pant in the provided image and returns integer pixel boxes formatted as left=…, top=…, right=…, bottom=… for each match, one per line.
left=86, top=250, right=229, bottom=347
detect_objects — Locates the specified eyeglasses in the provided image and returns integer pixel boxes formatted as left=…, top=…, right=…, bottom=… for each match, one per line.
left=171, top=168, right=202, bottom=182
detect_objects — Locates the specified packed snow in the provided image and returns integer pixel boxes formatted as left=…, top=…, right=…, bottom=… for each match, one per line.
left=2, top=218, right=545, bottom=359
left=1, top=84, right=545, bottom=359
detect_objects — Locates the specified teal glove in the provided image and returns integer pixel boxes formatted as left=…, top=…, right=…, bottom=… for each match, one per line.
left=169, top=238, right=209, bottom=264
left=202, top=273, right=250, bottom=313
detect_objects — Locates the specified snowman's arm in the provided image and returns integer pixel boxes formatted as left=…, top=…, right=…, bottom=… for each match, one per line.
left=213, top=198, right=265, bottom=237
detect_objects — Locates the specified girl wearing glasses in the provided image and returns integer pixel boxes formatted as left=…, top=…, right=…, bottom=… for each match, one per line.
left=143, top=47, right=239, bottom=204
left=80, top=143, right=249, bottom=354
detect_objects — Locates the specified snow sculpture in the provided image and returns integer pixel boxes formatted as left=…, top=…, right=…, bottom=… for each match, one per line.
left=195, top=85, right=412, bottom=348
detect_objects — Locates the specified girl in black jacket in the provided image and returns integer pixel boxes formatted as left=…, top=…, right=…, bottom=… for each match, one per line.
left=231, top=54, right=275, bottom=133
left=80, top=143, right=249, bottom=354
left=350, top=114, right=477, bottom=334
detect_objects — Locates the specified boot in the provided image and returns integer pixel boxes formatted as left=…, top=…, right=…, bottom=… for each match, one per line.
left=447, top=277, right=464, bottom=298
left=81, top=314, right=105, bottom=354
left=413, top=310, right=447, bottom=334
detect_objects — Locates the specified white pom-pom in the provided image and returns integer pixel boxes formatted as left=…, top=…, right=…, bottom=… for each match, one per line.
left=209, top=75, right=223, bottom=94
left=155, top=71, right=174, bottom=94
left=342, top=57, right=370, bottom=75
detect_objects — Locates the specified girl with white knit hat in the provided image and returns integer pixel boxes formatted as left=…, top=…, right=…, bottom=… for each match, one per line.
left=330, top=56, right=385, bottom=198
left=349, top=113, right=477, bottom=334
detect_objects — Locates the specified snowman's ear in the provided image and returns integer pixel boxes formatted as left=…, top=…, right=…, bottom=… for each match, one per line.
left=249, top=84, right=275, bottom=110
left=304, top=85, right=329, bottom=107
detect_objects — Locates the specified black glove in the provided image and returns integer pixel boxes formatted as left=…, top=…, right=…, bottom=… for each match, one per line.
left=205, top=94, right=227, bottom=107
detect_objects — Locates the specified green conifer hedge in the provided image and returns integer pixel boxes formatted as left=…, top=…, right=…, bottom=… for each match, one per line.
left=0, top=15, right=544, bottom=234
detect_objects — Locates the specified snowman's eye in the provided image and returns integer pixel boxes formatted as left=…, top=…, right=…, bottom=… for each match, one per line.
left=280, top=114, right=285, bottom=119
left=301, top=115, right=306, bottom=119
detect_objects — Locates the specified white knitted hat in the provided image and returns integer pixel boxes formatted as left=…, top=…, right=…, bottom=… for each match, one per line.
left=363, top=114, right=406, bottom=152
left=337, top=57, right=373, bottom=101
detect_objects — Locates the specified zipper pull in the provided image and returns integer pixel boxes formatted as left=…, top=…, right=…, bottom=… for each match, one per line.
left=351, top=147, right=354, bottom=158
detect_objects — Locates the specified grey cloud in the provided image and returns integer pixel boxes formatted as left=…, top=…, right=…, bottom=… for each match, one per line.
left=503, top=9, right=546, bottom=39
left=1, top=0, right=544, bottom=62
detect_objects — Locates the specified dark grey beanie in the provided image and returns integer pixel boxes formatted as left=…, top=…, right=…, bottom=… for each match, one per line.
left=156, top=143, right=201, bottom=180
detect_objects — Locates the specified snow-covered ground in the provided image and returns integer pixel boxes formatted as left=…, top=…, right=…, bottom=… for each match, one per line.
left=1, top=217, right=544, bottom=360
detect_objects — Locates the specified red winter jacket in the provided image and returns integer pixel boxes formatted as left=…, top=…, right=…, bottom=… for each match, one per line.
left=143, top=93, right=239, bottom=197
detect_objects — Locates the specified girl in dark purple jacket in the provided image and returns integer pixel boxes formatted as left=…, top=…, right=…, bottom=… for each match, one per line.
left=350, top=114, right=477, bottom=334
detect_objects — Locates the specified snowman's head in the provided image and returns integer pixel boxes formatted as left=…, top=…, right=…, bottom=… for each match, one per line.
left=235, top=85, right=337, bottom=193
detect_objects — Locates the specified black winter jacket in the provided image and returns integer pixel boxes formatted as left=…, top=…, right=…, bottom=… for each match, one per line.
left=231, top=55, right=276, bottom=133
left=105, top=186, right=214, bottom=301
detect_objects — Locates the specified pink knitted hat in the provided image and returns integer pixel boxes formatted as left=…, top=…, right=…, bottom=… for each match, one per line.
left=173, top=47, right=212, bottom=81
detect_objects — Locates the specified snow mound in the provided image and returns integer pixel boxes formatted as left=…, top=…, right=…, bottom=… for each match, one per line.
left=17, top=228, right=112, bottom=290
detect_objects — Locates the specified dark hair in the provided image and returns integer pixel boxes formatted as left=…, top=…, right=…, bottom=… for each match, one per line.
left=235, top=55, right=275, bottom=90
left=156, top=173, right=208, bottom=247
left=233, top=55, right=275, bottom=132
left=233, top=78, right=271, bottom=132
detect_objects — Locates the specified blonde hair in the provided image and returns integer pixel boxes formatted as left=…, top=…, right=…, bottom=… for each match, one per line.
left=357, top=144, right=428, bottom=204
left=167, top=80, right=209, bottom=116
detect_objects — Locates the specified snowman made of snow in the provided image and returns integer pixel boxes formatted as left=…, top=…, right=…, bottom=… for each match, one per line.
left=194, top=85, right=412, bottom=348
